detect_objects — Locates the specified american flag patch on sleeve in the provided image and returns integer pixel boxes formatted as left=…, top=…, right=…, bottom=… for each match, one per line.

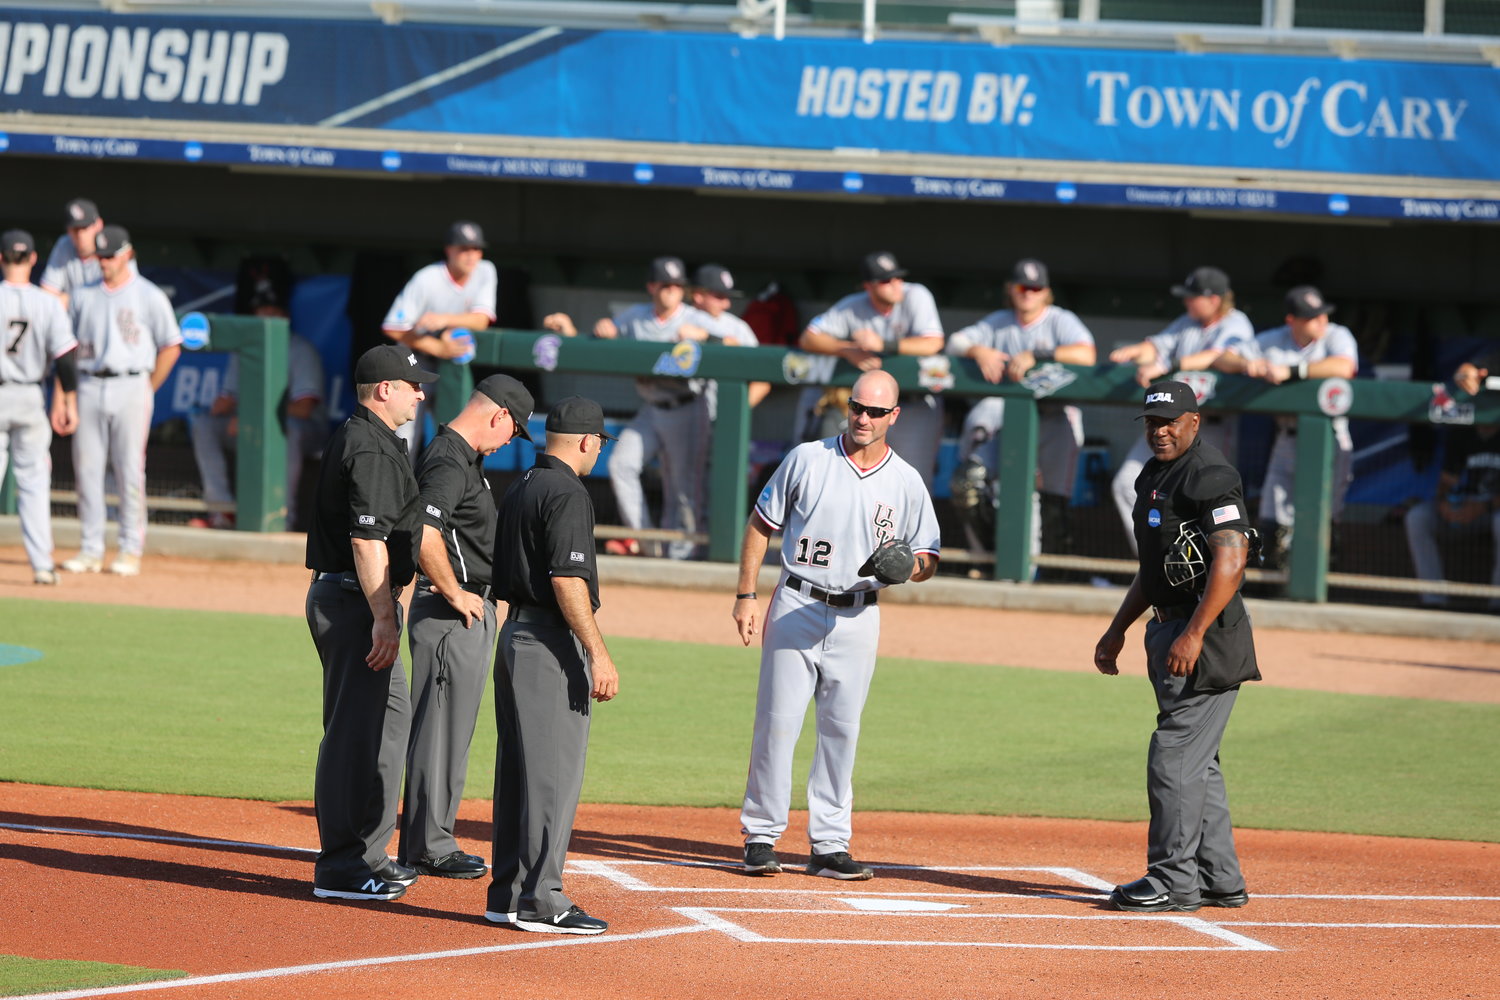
left=1211, top=504, right=1240, bottom=525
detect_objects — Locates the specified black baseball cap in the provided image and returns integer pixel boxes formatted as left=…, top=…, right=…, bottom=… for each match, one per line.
left=1171, top=266, right=1231, bottom=299
left=1285, top=285, right=1335, bottom=319
left=446, top=220, right=486, bottom=249
left=1, top=229, right=35, bottom=257
left=475, top=374, right=535, bottom=442
left=246, top=277, right=284, bottom=311
left=65, top=198, right=99, bottom=229
left=861, top=251, right=907, bottom=282
left=1136, top=380, right=1201, bottom=420
left=1010, top=257, right=1050, bottom=288
left=693, top=263, right=742, bottom=297
left=354, top=344, right=439, bottom=385
left=93, top=225, right=132, bottom=258
left=648, top=256, right=687, bottom=286
left=545, top=395, right=617, bottom=440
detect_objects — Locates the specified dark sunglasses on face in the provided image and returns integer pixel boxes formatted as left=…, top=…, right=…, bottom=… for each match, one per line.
left=848, top=400, right=895, bottom=419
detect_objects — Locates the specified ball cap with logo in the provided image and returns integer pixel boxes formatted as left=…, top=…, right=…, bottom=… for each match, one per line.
left=1010, top=257, right=1050, bottom=288
left=1, top=229, right=34, bottom=257
left=1284, top=285, right=1335, bottom=319
left=65, top=198, right=100, bottom=229
left=475, top=374, right=535, bottom=442
left=445, top=220, right=487, bottom=249
left=354, top=343, right=439, bottom=385
left=546, top=395, right=617, bottom=441
left=693, top=263, right=741, bottom=297
left=93, top=225, right=132, bottom=258
left=861, top=251, right=907, bottom=282
left=648, top=256, right=687, bottom=286
left=1171, top=266, right=1231, bottom=299
left=1136, top=379, right=1201, bottom=420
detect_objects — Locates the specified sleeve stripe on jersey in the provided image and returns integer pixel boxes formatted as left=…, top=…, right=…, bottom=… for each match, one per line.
left=753, top=506, right=781, bottom=531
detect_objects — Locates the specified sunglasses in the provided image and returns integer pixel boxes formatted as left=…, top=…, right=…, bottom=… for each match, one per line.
left=1015, top=284, right=1046, bottom=293
left=848, top=400, right=895, bottom=419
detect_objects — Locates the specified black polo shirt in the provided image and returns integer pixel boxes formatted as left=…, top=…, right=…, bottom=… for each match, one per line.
left=492, top=454, right=600, bottom=613
left=416, top=425, right=496, bottom=588
left=305, top=404, right=423, bottom=586
left=1132, top=435, right=1251, bottom=608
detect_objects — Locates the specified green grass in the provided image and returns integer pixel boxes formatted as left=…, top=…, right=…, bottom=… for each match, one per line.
left=0, top=599, right=1496, bottom=842
left=0, top=955, right=183, bottom=995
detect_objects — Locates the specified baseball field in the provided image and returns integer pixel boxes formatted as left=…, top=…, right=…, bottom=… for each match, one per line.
left=1, top=548, right=1497, bottom=999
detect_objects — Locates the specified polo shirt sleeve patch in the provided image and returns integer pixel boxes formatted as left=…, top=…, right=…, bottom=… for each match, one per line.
left=426, top=504, right=443, bottom=519
left=1211, top=503, right=1240, bottom=525
left=570, top=550, right=586, bottom=563
left=358, top=514, right=376, bottom=526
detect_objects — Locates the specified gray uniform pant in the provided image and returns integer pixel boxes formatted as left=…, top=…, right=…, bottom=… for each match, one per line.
left=74, top=375, right=153, bottom=559
left=305, top=579, right=412, bottom=885
left=190, top=412, right=324, bottom=529
left=608, top=396, right=709, bottom=559
left=0, top=384, right=55, bottom=572
left=1403, top=500, right=1500, bottom=608
left=1259, top=426, right=1354, bottom=529
left=400, top=588, right=497, bottom=864
left=1140, top=617, right=1245, bottom=898
left=488, top=618, right=594, bottom=921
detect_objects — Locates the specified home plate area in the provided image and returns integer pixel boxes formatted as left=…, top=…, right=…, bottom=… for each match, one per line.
left=574, top=860, right=1278, bottom=951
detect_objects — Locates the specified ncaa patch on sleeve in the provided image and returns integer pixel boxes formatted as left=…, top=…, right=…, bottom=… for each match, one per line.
left=569, top=551, right=586, bottom=563
left=357, top=514, right=376, bottom=526
left=1211, top=504, right=1240, bottom=525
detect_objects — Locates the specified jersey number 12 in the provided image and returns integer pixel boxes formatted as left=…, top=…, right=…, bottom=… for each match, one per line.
left=795, top=536, right=831, bottom=568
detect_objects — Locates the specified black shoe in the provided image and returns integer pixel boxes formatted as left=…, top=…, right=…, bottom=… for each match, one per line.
left=805, top=851, right=873, bottom=881
left=414, top=851, right=488, bottom=879
left=1201, top=887, right=1250, bottom=908
left=1109, top=876, right=1201, bottom=913
left=312, top=873, right=406, bottom=901
left=514, top=905, right=608, bottom=935
left=377, top=858, right=419, bottom=886
left=744, top=843, right=782, bottom=875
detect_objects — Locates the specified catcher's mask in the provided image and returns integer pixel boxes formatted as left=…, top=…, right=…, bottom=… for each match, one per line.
left=1163, top=519, right=1263, bottom=590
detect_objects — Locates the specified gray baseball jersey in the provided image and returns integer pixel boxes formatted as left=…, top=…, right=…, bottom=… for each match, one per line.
left=1147, top=310, right=1254, bottom=369
left=946, top=305, right=1094, bottom=357
left=698, top=308, right=760, bottom=346
left=1, top=280, right=76, bottom=382
left=39, top=237, right=137, bottom=296
left=381, top=261, right=498, bottom=334
left=223, top=332, right=326, bottom=415
left=69, top=274, right=181, bottom=372
left=807, top=284, right=944, bottom=349
left=613, top=302, right=710, bottom=404
left=755, top=435, right=941, bottom=593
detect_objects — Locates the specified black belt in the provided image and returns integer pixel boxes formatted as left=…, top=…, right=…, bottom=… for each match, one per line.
left=311, top=570, right=402, bottom=600
left=416, top=577, right=492, bottom=601
left=85, top=369, right=146, bottom=378
left=505, top=604, right=569, bottom=628
left=649, top=394, right=700, bottom=411
left=784, top=573, right=878, bottom=609
left=1153, top=603, right=1197, bottom=623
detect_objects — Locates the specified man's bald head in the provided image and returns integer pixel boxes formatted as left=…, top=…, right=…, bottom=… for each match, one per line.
left=851, top=370, right=899, bottom=409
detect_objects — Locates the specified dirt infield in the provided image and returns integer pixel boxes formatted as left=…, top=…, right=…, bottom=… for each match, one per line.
left=2, top=547, right=1499, bottom=998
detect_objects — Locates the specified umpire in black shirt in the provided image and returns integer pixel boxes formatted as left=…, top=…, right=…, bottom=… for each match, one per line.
left=399, top=374, right=534, bottom=879
left=485, top=396, right=620, bottom=935
left=305, top=344, right=436, bottom=901
left=1094, top=380, right=1261, bottom=914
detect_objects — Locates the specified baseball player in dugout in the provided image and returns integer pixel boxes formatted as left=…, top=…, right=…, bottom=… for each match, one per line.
left=797, top=252, right=947, bottom=486
left=1109, top=266, right=1254, bottom=553
left=1093, top=380, right=1261, bottom=914
left=381, top=221, right=498, bottom=462
left=690, top=262, right=772, bottom=408
left=543, top=256, right=711, bottom=559
left=487, top=396, right=619, bottom=935
left=1213, top=286, right=1359, bottom=569
left=1, top=229, right=80, bottom=585
left=60, top=226, right=182, bottom=578
left=945, top=257, right=1097, bottom=569
left=40, top=197, right=135, bottom=306
left=398, top=374, right=534, bottom=882
left=733, top=369, right=940, bottom=881
left=304, top=344, right=437, bottom=902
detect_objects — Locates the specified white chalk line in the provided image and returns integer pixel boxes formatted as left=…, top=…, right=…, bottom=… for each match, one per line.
left=0, top=822, right=316, bottom=856
left=5, top=923, right=709, bottom=1000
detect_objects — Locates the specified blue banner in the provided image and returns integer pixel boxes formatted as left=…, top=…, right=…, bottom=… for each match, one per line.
left=1, top=8, right=1496, bottom=185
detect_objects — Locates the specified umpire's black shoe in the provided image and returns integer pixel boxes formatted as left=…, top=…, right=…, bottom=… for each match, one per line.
left=1108, top=876, right=1201, bottom=913
left=744, top=842, right=782, bottom=875
left=806, top=851, right=874, bottom=881
left=414, top=851, right=488, bottom=880
left=376, top=858, right=419, bottom=886
left=1201, top=887, right=1251, bottom=908
left=312, top=873, right=406, bottom=901
left=514, top=905, right=608, bottom=935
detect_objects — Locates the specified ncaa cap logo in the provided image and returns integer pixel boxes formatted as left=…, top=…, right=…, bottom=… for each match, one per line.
left=1146, top=391, right=1174, bottom=404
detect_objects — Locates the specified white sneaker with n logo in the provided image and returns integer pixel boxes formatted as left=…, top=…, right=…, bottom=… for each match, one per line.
left=312, top=874, right=406, bottom=901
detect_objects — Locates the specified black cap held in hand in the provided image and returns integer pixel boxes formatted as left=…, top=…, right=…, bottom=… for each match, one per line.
left=475, top=374, right=535, bottom=442
left=545, top=396, right=616, bottom=440
left=353, top=344, right=439, bottom=385
left=1136, top=380, right=1201, bottom=420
